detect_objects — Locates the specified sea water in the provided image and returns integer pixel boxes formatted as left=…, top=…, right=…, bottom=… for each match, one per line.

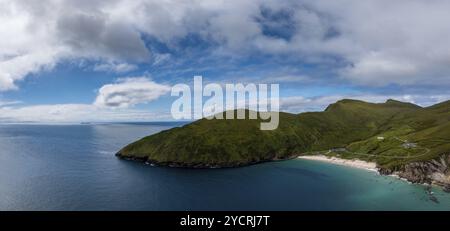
left=0, top=123, right=449, bottom=210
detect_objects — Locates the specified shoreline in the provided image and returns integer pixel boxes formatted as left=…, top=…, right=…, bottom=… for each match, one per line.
left=119, top=153, right=449, bottom=192
left=298, top=155, right=378, bottom=172
left=297, top=155, right=450, bottom=193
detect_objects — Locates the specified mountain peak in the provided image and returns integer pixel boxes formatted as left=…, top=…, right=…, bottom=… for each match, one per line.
left=324, top=99, right=373, bottom=112
left=384, top=99, right=421, bottom=108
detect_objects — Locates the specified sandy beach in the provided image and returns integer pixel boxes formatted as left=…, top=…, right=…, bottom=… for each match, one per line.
left=298, top=155, right=378, bottom=172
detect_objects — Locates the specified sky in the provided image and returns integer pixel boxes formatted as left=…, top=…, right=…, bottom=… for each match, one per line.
left=1, top=0, right=450, bottom=123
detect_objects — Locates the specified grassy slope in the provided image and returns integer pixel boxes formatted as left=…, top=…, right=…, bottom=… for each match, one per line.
left=343, top=100, right=450, bottom=168
left=117, top=112, right=306, bottom=166
left=117, top=99, right=450, bottom=169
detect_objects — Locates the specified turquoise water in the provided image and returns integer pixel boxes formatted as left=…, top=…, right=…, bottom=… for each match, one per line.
left=0, top=123, right=449, bottom=210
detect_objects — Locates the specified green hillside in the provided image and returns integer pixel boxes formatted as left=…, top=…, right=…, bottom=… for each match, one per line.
left=116, top=99, right=450, bottom=170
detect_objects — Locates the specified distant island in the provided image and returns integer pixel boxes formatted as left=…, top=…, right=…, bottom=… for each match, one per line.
left=116, top=99, right=450, bottom=191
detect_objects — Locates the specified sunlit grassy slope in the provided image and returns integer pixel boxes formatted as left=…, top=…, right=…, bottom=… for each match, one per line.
left=117, top=99, right=450, bottom=169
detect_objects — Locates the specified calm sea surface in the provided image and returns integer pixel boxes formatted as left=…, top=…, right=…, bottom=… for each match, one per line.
left=0, top=123, right=449, bottom=210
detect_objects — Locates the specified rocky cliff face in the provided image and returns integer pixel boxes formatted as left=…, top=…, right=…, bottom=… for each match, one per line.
left=380, top=155, right=450, bottom=192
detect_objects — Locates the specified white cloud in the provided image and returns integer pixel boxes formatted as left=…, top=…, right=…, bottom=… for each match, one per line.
left=263, top=75, right=312, bottom=83
left=1, top=0, right=450, bottom=91
left=302, top=0, right=450, bottom=85
left=0, top=0, right=149, bottom=91
left=0, top=100, right=21, bottom=107
left=93, top=62, right=138, bottom=73
left=94, top=77, right=171, bottom=108
left=341, top=53, right=418, bottom=86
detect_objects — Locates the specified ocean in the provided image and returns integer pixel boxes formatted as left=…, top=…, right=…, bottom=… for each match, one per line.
left=0, top=123, right=449, bottom=210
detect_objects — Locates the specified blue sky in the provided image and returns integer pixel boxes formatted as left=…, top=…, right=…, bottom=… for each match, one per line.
left=1, top=0, right=450, bottom=122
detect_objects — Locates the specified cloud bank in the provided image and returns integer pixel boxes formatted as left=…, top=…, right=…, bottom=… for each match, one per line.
left=0, top=104, right=171, bottom=123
